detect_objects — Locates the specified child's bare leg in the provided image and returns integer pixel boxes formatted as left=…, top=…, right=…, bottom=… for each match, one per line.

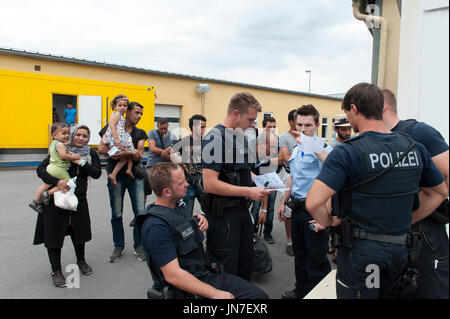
left=126, top=158, right=134, bottom=179
left=41, top=184, right=63, bottom=206
left=34, top=184, right=51, bottom=202
left=109, top=158, right=127, bottom=187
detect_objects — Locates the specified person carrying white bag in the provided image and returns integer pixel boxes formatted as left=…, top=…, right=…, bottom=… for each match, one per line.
left=33, top=124, right=102, bottom=288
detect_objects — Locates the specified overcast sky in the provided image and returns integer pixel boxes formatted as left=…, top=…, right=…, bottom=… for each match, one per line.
left=0, top=0, right=373, bottom=95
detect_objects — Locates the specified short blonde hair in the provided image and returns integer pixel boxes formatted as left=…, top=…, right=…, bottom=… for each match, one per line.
left=147, top=162, right=180, bottom=197
left=227, top=92, right=262, bottom=115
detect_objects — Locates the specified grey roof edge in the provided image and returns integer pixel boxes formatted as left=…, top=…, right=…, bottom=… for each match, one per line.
left=0, top=47, right=343, bottom=101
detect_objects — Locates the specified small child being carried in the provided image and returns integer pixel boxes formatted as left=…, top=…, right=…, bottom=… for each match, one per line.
left=29, top=122, right=82, bottom=213
left=102, top=94, right=135, bottom=187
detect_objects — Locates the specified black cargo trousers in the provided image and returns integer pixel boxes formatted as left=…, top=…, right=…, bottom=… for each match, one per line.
left=206, top=205, right=254, bottom=282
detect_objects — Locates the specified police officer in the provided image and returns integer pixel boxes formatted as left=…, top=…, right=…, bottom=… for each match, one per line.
left=278, top=104, right=332, bottom=299
left=202, top=92, right=270, bottom=281
left=382, top=89, right=449, bottom=299
left=136, top=162, right=268, bottom=299
left=306, top=83, right=447, bottom=299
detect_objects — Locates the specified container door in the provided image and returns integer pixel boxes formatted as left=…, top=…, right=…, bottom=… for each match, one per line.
left=78, top=95, right=102, bottom=145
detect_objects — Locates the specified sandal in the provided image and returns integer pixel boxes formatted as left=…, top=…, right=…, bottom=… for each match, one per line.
left=28, top=200, right=43, bottom=213
left=40, top=191, right=51, bottom=206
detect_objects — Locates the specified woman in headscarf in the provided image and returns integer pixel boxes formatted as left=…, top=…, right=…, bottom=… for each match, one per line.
left=33, top=124, right=102, bottom=287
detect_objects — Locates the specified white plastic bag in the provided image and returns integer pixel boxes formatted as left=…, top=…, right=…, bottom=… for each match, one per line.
left=54, top=177, right=78, bottom=211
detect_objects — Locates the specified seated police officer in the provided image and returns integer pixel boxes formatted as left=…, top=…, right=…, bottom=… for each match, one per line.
left=136, top=162, right=268, bottom=299
left=202, top=92, right=270, bottom=281
left=306, top=83, right=447, bottom=299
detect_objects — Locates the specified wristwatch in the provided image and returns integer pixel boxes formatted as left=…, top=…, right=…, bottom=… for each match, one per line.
left=260, top=209, right=267, bottom=213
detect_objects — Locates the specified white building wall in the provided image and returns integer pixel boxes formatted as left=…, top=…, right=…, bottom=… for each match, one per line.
left=397, top=0, right=449, bottom=143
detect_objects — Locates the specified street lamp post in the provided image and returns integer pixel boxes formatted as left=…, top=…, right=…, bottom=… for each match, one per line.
left=305, top=70, right=311, bottom=93
left=195, top=83, right=211, bottom=116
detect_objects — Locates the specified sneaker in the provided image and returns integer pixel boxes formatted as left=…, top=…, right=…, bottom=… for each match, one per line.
left=51, top=271, right=67, bottom=288
left=29, top=200, right=43, bottom=213
left=110, top=247, right=124, bottom=263
left=40, top=191, right=51, bottom=206
left=134, top=246, right=146, bottom=262
left=281, top=288, right=302, bottom=299
left=77, top=260, right=93, bottom=275
left=264, top=233, right=275, bottom=244
left=286, top=243, right=294, bottom=257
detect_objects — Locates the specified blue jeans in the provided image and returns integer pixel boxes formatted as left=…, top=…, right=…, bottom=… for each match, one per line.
left=183, top=184, right=202, bottom=215
left=107, top=175, right=145, bottom=249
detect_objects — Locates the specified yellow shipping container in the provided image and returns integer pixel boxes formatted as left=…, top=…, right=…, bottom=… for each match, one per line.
left=0, top=69, right=155, bottom=149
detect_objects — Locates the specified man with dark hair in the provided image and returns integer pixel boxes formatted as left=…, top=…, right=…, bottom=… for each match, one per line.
left=277, top=109, right=298, bottom=256
left=278, top=104, right=332, bottom=299
left=135, top=162, right=268, bottom=299
left=167, top=114, right=207, bottom=214
left=329, top=114, right=352, bottom=148
left=98, top=101, right=148, bottom=263
left=202, top=92, right=270, bottom=281
left=382, top=89, right=449, bottom=299
left=262, top=117, right=276, bottom=130
left=147, top=117, right=176, bottom=172
left=250, top=116, right=279, bottom=243
left=306, top=83, right=447, bottom=299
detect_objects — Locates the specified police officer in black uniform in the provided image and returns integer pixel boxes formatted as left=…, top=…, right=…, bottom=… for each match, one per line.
left=136, top=162, right=268, bottom=299
left=382, top=89, right=449, bottom=299
left=202, top=92, right=270, bottom=281
left=305, top=83, right=447, bottom=299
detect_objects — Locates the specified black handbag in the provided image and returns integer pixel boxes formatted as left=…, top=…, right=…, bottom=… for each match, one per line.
left=133, top=162, right=152, bottom=195
left=132, top=162, right=147, bottom=180
left=252, top=226, right=272, bottom=276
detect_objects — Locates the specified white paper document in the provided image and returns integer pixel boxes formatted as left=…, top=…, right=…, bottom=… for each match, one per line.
left=252, top=172, right=289, bottom=192
left=298, top=134, right=325, bottom=154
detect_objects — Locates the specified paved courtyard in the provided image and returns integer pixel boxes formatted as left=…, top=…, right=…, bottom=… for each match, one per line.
left=1, top=167, right=325, bottom=299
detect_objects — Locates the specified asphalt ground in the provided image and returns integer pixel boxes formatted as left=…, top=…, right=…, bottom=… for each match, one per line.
left=0, top=168, right=336, bottom=299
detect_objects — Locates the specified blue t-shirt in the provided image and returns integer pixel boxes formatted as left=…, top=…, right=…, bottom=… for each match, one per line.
left=146, top=129, right=176, bottom=167
left=202, top=124, right=253, bottom=187
left=64, top=108, right=77, bottom=124
left=141, top=214, right=177, bottom=269
left=317, top=131, right=444, bottom=192
left=394, top=121, right=449, bottom=157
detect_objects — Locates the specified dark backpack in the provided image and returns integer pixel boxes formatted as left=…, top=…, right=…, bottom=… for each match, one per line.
left=252, top=227, right=272, bottom=276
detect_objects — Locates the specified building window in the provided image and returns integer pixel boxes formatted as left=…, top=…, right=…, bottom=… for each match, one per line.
left=321, top=117, right=329, bottom=139
left=263, top=112, right=273, bottom=119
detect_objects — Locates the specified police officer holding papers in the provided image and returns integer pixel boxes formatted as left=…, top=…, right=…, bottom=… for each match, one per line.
left=202, top=92, right=270, bottom=281
left=305, top=83, right=447, bottom=299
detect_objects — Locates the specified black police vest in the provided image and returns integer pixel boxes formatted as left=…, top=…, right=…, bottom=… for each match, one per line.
left=392, top=119, right=417, bottom=135
left=218, top=129, right=252, bottom=192
left=137, top=203, right=209, bottom=284
left=343, top=133, right=421, bottom=235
